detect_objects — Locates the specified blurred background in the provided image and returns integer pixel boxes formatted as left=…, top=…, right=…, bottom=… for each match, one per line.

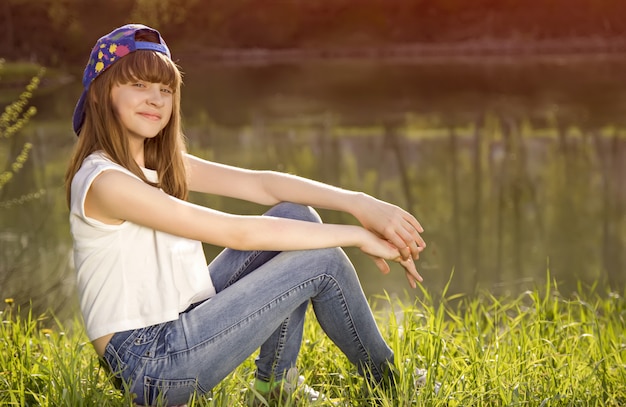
left=1, top=0, right=625, bottom=321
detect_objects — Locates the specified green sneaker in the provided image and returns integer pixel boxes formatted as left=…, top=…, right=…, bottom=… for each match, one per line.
left=248, top=367, right=328, bottom=406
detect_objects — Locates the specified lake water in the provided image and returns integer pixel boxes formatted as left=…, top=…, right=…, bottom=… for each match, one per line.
left=1, top=56, right=625, bottom=320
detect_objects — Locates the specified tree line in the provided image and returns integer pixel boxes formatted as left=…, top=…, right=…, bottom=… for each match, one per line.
left=2, top=0, right=626, bottom=67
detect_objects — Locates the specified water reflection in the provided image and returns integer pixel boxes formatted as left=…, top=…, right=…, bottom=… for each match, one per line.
left=1, top=58, right=625, bottom=320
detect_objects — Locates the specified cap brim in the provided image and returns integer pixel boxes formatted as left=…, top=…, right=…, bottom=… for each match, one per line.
left=72, top=91, right=87, bottom=136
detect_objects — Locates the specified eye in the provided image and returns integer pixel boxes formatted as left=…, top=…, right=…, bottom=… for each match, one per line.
left=132, top=82, right=146, bottom=88
left=160, top=86, right=173, bottom=94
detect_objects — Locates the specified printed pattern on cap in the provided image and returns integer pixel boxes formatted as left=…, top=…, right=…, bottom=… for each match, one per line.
left=82, top=25, right=170, bottom=88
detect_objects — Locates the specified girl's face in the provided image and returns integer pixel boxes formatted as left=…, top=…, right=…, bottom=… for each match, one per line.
left=111, top=80, right=173, bottom=143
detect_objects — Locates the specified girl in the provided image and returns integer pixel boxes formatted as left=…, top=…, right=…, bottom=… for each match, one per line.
left=65, top=24, right=427, bottom=406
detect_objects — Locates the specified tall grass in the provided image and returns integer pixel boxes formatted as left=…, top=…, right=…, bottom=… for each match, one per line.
left=1, top=277, right=624, bottom=406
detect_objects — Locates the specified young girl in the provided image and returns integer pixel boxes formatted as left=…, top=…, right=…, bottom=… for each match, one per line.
left=65, top=24, right=427, bottom=406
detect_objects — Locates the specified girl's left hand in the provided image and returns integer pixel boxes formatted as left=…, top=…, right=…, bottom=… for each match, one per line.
left=352, top=194, right=426, bottom=261
left=358, top=228, right=424, bottom=289
left=368, top=250, right=424, bottom=289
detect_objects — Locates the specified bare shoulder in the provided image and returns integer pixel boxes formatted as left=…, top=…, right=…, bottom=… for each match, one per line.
left=85, top=170, right=134, bottom=224
left=87, top=169, right=162, bottom=223
left=90, top=169, right=144, bottom=196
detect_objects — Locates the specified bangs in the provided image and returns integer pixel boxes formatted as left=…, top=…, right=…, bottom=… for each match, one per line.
left=109, top=50, right=181, bottom=89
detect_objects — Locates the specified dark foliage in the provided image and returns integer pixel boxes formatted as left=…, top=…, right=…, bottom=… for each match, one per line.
left=1, top=0, right=625, bottom=67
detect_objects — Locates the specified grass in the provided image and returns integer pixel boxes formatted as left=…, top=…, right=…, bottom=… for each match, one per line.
left=1, top=277, right=625, bottom=406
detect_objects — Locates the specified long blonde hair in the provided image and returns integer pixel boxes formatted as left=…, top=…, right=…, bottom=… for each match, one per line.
left=64, top=32, right=187, bottom=206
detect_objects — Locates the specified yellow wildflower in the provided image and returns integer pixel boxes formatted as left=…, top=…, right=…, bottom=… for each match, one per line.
left=4, top=298, right=13, bottom=305
left=41, top=328, right=53, bottom=336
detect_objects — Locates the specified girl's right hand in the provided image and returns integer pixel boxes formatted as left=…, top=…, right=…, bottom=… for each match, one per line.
left=359, top=230, right=424, bottom=289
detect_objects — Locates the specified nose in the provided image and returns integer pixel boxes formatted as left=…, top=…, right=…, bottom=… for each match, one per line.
left=146, top=84, right=165, bottom=107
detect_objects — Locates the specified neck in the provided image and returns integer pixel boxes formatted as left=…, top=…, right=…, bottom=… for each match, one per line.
left=129, top=139, right=145, bottom=167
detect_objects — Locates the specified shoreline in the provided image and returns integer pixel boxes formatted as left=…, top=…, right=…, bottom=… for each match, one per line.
left=2, top=37, right=626, bottom=91
left=176, top=37, right=626, bottom=65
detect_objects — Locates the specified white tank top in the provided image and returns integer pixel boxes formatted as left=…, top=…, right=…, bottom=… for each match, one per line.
left=70, top=151, right=216, bottom=341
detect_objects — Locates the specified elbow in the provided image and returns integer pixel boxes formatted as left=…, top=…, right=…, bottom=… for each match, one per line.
left=216, top=216, right=266, bottom=251
left=256, top=170, right=283, bottom=206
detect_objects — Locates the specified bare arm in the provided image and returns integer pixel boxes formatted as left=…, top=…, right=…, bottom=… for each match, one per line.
left=186, top=154, right=426, bottom=259
left=87, top=169, right=423, bottom=286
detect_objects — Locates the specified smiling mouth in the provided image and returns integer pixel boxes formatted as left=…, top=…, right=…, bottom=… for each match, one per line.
left=139, top=113, right=161, bottom=121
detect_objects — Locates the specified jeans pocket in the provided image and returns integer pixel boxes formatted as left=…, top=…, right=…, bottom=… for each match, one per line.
left=130, top=324, right=163, bottom=346
left=103, top=338, right=130, bottom=387
left=143, top=376, right=205, bottom=406
left=104, top=325, right=164, bottom=391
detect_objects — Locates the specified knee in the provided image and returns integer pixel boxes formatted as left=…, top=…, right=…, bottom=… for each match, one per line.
left=265, top=202, right=323, bottom=224
left=312, top=247, right=356, bottom=281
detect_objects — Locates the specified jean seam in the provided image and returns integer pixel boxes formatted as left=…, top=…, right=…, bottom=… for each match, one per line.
left=143, top=374, right=210, bottom=394
left=225, top=250, right=263, bottom=287
left=321, top=274, right=383, bottom=379
left=269, top=317, right=290, bottom=377
left=156, top=276, right=319, bottom=362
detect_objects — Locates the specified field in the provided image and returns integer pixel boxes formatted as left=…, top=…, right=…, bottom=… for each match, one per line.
left=1, top=278, right=625, bottom=406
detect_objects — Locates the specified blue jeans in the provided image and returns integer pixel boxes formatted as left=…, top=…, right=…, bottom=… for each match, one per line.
left=102, top=203, right=394, bottom=406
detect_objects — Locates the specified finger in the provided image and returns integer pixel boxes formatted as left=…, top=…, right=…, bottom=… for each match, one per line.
left=405, top=271, right=417, bottom=289
left=399, top=258, right=423, bottom=288
left=412, top=245, right=423, bottom=260
left=385, top=231, right=412, bottom=260
left=400, top=224, right=426, bottom=260
left=392, top=217, right=425, bottom=243
left=406, top=239, right=422, bottom=260
left=402, top=221, right=426, bottom=249
left=383, top=218, right=424, bottom=260
left=369, top=256, right=391, bottom=274
left=401, top=245, right=412, bottom=261
left=394, top=228, right=423, bottom=260
left=403, top=213, right=424, bottom=234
